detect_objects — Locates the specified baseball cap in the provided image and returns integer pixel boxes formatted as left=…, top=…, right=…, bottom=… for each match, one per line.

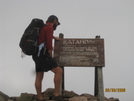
left=48, top=15, right=60, bottom=25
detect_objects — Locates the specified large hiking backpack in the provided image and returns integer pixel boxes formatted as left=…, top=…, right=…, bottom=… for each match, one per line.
left=19, top=18, right=45, bottom=55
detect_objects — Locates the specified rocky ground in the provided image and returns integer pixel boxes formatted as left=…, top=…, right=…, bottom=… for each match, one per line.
left=0, top=88, right=119, bottom=101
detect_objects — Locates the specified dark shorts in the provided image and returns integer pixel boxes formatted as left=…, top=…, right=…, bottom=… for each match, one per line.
left=32, top=49, right=58, bottom=72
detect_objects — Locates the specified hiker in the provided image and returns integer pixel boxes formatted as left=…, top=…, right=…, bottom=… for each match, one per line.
left=32, top=15, right=64, bottom=101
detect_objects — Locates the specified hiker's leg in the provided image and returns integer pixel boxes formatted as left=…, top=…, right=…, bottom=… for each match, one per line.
left=51, top=67, right=63, bottom=96
left=35, top=72, right=44, bottom=100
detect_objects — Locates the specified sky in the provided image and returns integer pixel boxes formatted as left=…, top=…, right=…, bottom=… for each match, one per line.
left=0, top=0, right=134, bottom=101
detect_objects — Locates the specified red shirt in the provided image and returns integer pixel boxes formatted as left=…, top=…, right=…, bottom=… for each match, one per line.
left=38, top=23, right=53, bottom=50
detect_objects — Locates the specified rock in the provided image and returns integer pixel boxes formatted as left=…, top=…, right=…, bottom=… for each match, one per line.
left=114, top=98, right=119, bottom=101
left=109, top=97, right=114, bottom=99
left=69, top=96, right=88, bottom=101
left=42, top=88, right=54, bottom=97
left=63, top=90, right=79, bottom=98
left=41, top=88, right=55, bottom=100
left=0, top=88, right=120, bottom=101
left=0, top=91, right=9, bottom=101
left=9, top=97, right=19, bottom=101
left=109, top=97, right=119, bottom=101
left=42, top=88, right=79, bottom=100
left=18, top=93, right=35, bottom=101
left=7, top=99, right=14, bottom=101
left=80, top=93, right=97, bottom=101
left=96, top=95, right=109, bottom=101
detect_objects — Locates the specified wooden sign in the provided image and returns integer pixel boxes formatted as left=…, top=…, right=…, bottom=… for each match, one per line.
left=54, top=38, right=105, bottom=67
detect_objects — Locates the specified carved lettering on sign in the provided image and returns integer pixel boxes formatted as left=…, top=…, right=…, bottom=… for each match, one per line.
left=54, top=39, right=105, bottom=67
left=63, top=39, right=96, bottom=44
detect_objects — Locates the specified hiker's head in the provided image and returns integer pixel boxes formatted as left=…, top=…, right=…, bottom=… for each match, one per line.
left=46, top=15, right=60, bottom=30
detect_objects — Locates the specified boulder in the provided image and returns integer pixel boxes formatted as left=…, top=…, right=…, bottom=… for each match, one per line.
left=7, top=99, right=14, bottom=101
left=80, top=93, right=97, bottom=101
left=18, top=93, right=35, bottom=101
left=69, top=96, right=88, bottom=101
left=96, top=95, right=109, bottom=101
left=9, top=97, right=19, bottom=101
left=109, top=97, right=119, bottom=101
left=63, top=90, right=79, bottom=98
left=0, top=88, right=120, bottom=101
left=42, top=88, right=54, bottom=97
left=0, top=91, right=9, bottom=101
left=42, top=88, right=79, bottom=100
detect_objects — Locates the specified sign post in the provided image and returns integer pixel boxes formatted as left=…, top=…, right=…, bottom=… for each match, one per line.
left=58, top=33, right=65, bottom=95
left=94, top=36, right=104, bottom=101
left=54, top=34, right=105, bottom=101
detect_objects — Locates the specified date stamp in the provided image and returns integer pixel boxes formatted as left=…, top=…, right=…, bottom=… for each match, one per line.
left=105, top=88, right=126, bottom=92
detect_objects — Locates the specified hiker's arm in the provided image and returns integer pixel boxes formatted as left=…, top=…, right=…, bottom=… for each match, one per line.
left=53, top=36, right=62, bottom=41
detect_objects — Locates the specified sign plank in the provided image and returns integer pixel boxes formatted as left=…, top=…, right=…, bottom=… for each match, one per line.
left=54, top=38, right=105, bottom=67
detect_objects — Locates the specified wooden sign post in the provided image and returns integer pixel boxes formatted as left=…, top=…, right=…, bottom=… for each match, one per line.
left=54, top=34, right=105, bottom=101
left=94, top=35, right=104, bottom=101
left=59, top=33, right=65, bottom=95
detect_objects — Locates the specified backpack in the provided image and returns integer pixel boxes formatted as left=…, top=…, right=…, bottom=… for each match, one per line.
left=19, top=18, right=45, bottom=55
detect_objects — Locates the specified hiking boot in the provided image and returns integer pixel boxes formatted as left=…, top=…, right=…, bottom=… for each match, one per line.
left=52, top=95, right=65, bottom=101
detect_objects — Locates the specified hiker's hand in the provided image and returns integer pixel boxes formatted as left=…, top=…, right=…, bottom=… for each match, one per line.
left=53, top=36, right=62, bottom=41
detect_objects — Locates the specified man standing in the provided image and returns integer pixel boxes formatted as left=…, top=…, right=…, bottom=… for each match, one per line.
left=32, top=15, right=64, bottom=101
